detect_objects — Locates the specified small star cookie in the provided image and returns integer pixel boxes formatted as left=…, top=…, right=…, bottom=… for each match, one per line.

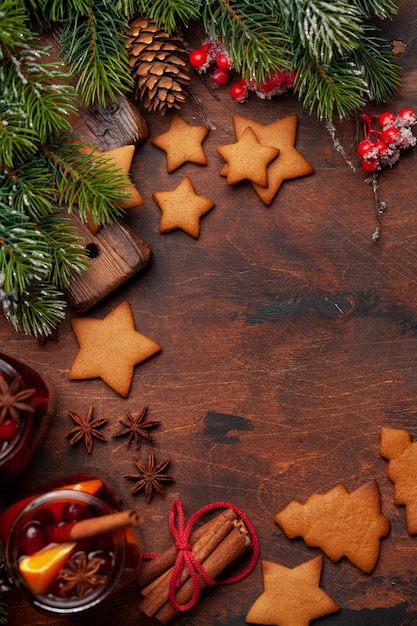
left=221, top=114, right=314, bottom=205
left=246, top=556, right=339, bottom=626
left=151, top=114, right=209, bottom=172
left=68, top=300, right=161, bottom=397
left=217, top=126, right=279, bottom=187
left=152, top=176, right=215, bottom=238
left=78, top=143, right=145, bottom=233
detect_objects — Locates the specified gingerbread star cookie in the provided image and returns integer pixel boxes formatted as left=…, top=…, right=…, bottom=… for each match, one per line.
left=246, top=556, right=339, bottom=626
left=380, top=426, right=417, bottom=534
left=68, top=300, right=161, bottom=397
left=274, top=479, right=389, bottom=574
left=151, top=113, right=209, bottom=172
left=221, top=114, right=314, bottom=206
left=152, top=176, right=215, bottom=238
left=217, top=126, right=279, bottom=187
left=78, top=143, right=145, bottom=233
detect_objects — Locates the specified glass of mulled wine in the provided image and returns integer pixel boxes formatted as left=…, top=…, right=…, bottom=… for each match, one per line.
left=0, top=353, right=50, bottom=486
left=1, top=474, right=142, bottom=614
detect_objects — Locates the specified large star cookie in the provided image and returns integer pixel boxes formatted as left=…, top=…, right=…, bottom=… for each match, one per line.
left=217, top=126, right=279, bottom=187
left=151, top=113, right=209, bottom=172
left=68, top=300, right=161, bottom=397
left=246, top=556, right=339, bottom=626
left=222, top=114, right=314, bottom=206
left=152, top=176, right=215, bottom=238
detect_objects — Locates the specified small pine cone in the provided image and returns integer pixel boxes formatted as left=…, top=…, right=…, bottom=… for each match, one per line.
left=127, top=16, right=190, bottom=115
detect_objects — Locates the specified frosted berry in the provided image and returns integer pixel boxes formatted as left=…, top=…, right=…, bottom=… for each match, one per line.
left=373, top=139, right=389, bottom=158
left=0, top=418, right=18, bottom=441
left=230, top=82, right=249, bottom=103
left=397, top=107, right=417, bottom=127
left=378, top=111, right=396, bottom=129
left=216, top=52, right=231, bottom=70
left=381, top=126, right=401, bottom=146
left=357, top=139, right=375, bottom=158
left=283, top=70, right=296, bottom=87
left=361, top=158, right=380, bottom=173
left=189, top=48, right=208, bottom=69
left=211, top=68, right=231, bottom=86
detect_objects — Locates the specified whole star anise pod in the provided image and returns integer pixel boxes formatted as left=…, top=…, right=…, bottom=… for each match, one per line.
left=0, top=375, right=35, bottom=425
left=67, top=405, right=108, bottom=454
left=59, top=553, right=106, bottom=598
left=125, top=452, right=174, bottom=503
left=114, top=405, right=160, bottom=449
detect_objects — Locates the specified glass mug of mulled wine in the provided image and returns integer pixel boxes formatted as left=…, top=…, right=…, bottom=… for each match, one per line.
left=0, top=474, right=142, bottom=614
left=0, top=352, right=50, bottom=486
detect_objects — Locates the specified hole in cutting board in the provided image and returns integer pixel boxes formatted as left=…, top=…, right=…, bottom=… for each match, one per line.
left=86, top=243, right=100, bottom=258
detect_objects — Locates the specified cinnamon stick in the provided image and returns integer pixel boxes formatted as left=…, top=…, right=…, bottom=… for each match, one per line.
left=137, top=508, right=238, bottom=590
left=139, top=517, right=252, bottom=623
left=49, top=510, right=143, bottom=543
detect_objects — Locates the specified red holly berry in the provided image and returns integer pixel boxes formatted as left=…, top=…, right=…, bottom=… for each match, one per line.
left=216, top=52, right=231, bottom=70
left=361, top=158, right=380, bottom=173
left=373, top=139, right=389, bottom=158
left=0, top=418, right=18, bottom=441
left=189, top=48, right=208, bottom=69
left=283, top=70, right=296, bottom=87
left=211, top=68, right=231, bottom=86
left=357, top=139, right=375, bottom=158
left=397, top=107, right=417, bottom=127
left=378, top=111, right=396, bottom=129
left=230, top=82, right=249, bottom=103
left=381, top=126, right=401, bottom=146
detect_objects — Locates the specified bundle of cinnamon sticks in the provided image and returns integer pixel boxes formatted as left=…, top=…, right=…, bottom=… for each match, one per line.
left=137, top=508, right=253, bottom=623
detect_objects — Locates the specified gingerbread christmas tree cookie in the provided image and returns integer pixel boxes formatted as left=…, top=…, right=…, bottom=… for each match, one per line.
left=274, top=480, right=389, bottom=574
left=380, top=426, right=417, bottom=534
left=217, top=126, right=279, bottom=187
left=152, top=176, right=215, bottom=238
left=151, top=113, right=209, bottom=172
left=68, top=300, right=161, bottom=397
left=246, top=556, right=339, bottom=626
left=222, top=114, right=314, bottom=206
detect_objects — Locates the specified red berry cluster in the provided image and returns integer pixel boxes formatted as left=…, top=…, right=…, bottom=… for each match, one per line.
left=189, top=40, right=295, bottom=103
left=358, top=108, right=417, bottom=173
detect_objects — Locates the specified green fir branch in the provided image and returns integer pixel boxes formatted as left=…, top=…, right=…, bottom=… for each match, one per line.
left=131, top=0, right=202, bottom=32
left=351, top=0, right=398, bottom=19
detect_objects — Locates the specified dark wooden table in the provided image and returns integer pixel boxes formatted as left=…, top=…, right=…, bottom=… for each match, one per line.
left=3, top=4, right=417, bottom=625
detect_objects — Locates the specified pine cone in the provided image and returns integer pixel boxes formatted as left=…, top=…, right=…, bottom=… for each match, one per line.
left=127, top=17, right=190, bottom=115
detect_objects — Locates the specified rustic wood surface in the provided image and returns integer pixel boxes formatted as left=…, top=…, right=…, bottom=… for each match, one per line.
left=2, top=4, right=417, bottom=625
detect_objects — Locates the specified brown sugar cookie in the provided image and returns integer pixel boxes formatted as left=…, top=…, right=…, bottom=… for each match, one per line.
left=380, top=426, right=417, bottom=534
left=245, top=556, right=339, bottom=626
left=68, top=300, right=161, bottom=397
left=222, top=114, right=314, bottom=206
left=78, top=143, right=145, bottom=234
left=152, top=176, right=215, bottom=238
left=216, top=126, right=279, bottom=187
left=274, top=480, right=389, bottom=574
left=151, top=113, right=209, bottom=172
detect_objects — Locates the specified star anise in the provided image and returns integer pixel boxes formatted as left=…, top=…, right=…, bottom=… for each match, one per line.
left=125, top=452, right=174, bottom=503
left=114, top=405, right=160, bottom=449
left=0, top=375, right=35, bottom=424
left=67, top=405, right=108, bottom=454
left=58, top=553, right=107, bottom=598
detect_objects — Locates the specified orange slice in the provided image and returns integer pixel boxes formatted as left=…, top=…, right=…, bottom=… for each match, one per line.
left=62, top=478, right=103, bottom=494
left=19, top=542, right=76, bottom=595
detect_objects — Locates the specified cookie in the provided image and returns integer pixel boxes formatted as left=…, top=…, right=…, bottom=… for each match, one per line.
left=68, top=300, right=161, bottom=397
left=151, top=113, right=209, bottom=172
left=245, top=556, right=339, bottom=626
left=274, top=480, right=389, bottom=574
left=380, top=426, right=417, bottom=534
left=152, top=176, right=215, bottom=238
left=222, top=114, right=314, bottom=206
left=78, top=143, right=145, bottom=233
left=216, top=126, right=279, bottom=187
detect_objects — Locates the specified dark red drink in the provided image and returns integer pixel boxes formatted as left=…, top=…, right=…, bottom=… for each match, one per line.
left=1, top=474, right=142, bottom=614
left=0, top=353, right=50, bottom=485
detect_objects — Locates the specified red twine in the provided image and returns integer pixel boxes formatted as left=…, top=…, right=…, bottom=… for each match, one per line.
left=143, top=499, right=260, bottom=613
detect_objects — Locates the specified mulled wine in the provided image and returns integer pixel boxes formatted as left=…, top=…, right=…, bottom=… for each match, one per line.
left=1, top=475, right=142, bottom=614
left=0, top=353, right=50, bottom=485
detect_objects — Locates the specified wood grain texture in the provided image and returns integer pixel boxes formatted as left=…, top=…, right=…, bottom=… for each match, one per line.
left=2, top=7, right=417, bottom=625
